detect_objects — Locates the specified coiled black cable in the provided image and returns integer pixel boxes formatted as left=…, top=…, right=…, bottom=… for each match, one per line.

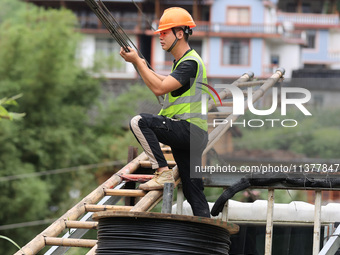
left=96, top=217, right=231, bottom=255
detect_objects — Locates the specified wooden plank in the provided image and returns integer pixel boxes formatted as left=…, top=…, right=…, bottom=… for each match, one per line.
left=45, top=237, right=96, bottom=248
left=92, top=211, right=239, bottom=234
left=85, top=204, right=133, bottom=212
left=104, top=189, right=146, bottom=197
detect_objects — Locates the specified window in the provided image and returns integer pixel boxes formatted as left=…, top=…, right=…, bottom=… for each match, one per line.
left=222, top=39, right=249, bottom=65
left=95, top=38, right=126, bottom=72
left=227, top=7, right=250, bottom=24
left=306, top=30, right=316, bottom=49
left=271, top=55, right=280, bottom=65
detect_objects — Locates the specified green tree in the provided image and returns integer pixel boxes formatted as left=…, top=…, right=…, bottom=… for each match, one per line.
left=0, top=0, right=156, bottom=253
left=0, top=2, right=97, bottom=253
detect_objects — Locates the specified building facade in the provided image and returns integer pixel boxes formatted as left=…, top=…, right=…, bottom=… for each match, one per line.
left=25, top=0, right=340, bottom=80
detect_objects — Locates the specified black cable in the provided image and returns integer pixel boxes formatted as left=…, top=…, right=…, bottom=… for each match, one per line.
left=98, top=0, right=133, bottom=51
left=96, top=217, right=231, bottom=254
left=85, top=0, right=130, bottom=52
left=98, top=1, right=153, bottom=70
left=85, top=0, right=164, bottom=104
left=86, top=0, right=153, bottom=70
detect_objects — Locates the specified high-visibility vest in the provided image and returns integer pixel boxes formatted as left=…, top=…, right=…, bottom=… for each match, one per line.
left=159, top=49, right=208, bottom=131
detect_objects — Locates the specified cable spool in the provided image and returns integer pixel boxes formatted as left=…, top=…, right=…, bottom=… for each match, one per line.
left=93, top=211, right=239, bottom=255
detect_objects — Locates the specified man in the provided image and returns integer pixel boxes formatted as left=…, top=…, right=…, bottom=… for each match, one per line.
left=120, top=7, right=210, bottom=217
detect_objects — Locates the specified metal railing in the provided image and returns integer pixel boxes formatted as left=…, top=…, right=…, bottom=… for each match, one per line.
left=195, top=21, right=279, bottom=34
left=328, top=51, right=340, bottom=60
left=320, top=224, right=340, bottom=255
left=77, top=14, right=151, bottom=31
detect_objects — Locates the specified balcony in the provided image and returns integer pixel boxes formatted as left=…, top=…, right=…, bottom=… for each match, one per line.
left=277, top=11, right=340, bottom=28
left=196, top=22, right=280, bottom=34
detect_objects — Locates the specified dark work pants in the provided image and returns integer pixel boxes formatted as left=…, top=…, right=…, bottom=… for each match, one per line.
left=130, top=113, right=210, bottom=217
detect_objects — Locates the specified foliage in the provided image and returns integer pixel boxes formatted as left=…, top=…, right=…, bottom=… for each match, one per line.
left=0, top=0, right=26, bottom=23
left=0, top=0, right=156, bottom=253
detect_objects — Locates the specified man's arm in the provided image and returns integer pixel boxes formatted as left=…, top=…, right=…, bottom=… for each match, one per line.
left=152, top=71, right=167, bottom=81
left=120, top=47, right=181, bottom=96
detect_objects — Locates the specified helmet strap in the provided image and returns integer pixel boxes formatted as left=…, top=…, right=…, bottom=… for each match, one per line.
left=167, top=28, right=179, bottom=52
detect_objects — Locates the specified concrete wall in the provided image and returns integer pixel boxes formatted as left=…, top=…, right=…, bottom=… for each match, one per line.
left=301, top=28, right=340, bottom=68
left=266, top=42, right=302, bottom=78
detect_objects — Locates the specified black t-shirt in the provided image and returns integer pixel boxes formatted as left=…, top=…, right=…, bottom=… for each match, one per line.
left=169, top=49, right=198, bottom=97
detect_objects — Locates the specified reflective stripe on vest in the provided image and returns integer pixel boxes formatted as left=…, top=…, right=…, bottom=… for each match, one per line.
left=159, top=49, right=208, bottom=131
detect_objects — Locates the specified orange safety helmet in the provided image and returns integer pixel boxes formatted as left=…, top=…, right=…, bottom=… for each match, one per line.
left=154, top=7, right=196, bottom=34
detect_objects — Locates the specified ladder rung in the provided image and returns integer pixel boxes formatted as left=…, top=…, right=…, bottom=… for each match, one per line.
left=104, top=189, right=146, bottom=197
left=221, top=102, right=233, bottom=107
left=217, top=90, right=248, bottom=100
left=161, top=147, right=172, bottom=152
left=65, top=220, right=98, bottom=229
left=208, top=112, right=232, bottom=117
left=237, top=80, right=267, bottom=87
left=139, top=160, right=176, bottom=168
left=85, top=204, right=133, bottom=212
left=119, top=174, right=154, bottom=182
left=45, top=237, right=96, bottom=248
